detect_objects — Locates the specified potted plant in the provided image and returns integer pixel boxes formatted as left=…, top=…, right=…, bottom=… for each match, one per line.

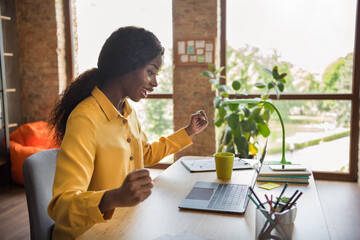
left=202, top=65, right=287, bottom=158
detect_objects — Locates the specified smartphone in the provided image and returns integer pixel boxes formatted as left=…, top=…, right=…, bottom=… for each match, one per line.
left=269, top=165, right=306, bottom=171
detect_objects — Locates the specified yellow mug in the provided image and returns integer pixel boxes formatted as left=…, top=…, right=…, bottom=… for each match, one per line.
left=214, top=152, right=235, bottom=179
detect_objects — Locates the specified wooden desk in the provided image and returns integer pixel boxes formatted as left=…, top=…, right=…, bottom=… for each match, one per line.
left=79, top=157, right=330, bottom=240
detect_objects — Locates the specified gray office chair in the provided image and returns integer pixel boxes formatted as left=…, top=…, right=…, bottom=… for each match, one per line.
left=23, top=148, right=59, bottom=240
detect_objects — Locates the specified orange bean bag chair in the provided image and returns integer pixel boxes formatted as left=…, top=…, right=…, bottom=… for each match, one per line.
left=9, top=121, right=59, bottom=185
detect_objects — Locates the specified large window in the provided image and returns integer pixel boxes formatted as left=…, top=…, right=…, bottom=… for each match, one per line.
left=74, top=0, right=174, bottom=164
left=223, top=0, right=359, bottom=180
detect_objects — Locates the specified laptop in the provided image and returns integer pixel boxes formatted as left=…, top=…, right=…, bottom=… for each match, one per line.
left=178, top=140, right=267, bottom=214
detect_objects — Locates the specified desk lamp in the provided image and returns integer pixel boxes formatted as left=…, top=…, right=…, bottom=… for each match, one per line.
left=225, top=98, right=291, bottom=165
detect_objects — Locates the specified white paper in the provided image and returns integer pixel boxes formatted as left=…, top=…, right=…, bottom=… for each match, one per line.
left=190, top=55, right=197, bottom=62
left=178, top=41, right=185, bottom=54
left=196, top=49, right=204, bottom=55
left=180, top=55, right=189, bottom=63
left=187, top=40, right=194, bottom=46
left=205, top=51, right=212, bottom=63
left=195, top=40, right=205, bottom=48
left=205, top=43, right=213, bottom=51
left=180, top=157, right=252, bottom=172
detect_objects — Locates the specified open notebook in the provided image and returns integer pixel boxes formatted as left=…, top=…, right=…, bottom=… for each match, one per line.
left=180, top=156, right=253, bottom=172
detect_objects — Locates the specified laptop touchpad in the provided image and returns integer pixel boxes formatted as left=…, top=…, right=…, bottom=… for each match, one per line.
left=185, top=187, right=214, bottom=200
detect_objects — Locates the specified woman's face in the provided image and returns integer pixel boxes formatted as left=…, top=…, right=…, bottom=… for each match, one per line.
left=123, top=53, right=163, bottom=102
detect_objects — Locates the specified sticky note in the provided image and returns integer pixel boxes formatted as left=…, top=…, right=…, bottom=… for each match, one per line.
left=258, top=182, right=281, bottom=190
left=187, top=46, right=195, bottom=54
left=197, top=55, right=205, bottom=63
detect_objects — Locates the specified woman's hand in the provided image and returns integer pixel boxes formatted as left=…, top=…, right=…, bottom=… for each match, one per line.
left=184, top=110, right=209, bottom=136
left=99, top=169, right=153, bottom=213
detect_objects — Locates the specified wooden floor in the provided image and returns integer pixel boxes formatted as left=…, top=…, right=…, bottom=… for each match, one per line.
left=0, top=175, right=359, bottom=240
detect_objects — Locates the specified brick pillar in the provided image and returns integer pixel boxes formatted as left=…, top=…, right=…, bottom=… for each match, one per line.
left=173, top=0, right=218, bottom=159
left=15, top=0, right=66, bottom=123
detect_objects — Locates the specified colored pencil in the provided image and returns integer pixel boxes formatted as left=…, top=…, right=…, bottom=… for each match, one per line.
left=274, top=183, right=288, bottom=209
left=280, top=190, right=298, bottom=212
left=287, top=191, right=303, bottom=210
left=249, top=186, right=265, bottom=209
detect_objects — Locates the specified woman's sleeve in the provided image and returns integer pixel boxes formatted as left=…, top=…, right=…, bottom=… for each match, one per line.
left=47, top=114, right=112, bottom=229
left=142, top=128, right=193, bottom=166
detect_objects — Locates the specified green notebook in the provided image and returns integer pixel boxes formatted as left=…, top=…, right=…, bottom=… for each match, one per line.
left=257, top=175, right=309, bottom=184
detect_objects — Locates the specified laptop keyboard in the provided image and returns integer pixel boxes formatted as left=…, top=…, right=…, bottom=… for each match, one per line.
left=207, top=184, right=247, bottom=210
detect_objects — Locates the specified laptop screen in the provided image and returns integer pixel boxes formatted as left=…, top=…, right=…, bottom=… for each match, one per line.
left=250, top=139, right=268, bottom=188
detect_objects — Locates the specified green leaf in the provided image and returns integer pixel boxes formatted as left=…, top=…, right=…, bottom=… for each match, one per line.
left=255, top=82, right=266, bottom=89
left=215, top=66, right=225, bottom=74
left=263, top=67, right=272, bottom=75
left=234, top=136, right=249, bottom=158
left=227, top=113, right=239, bottom=130
left=277, top=81, right=285, bottom=92
left=214, top=96, right=221, bottom=108
left=232, top=80, right=241, bottom=91
left=242, top=120, right=257, bottom=132
left=218, top=106, right=227, bottom=119
left=209, top=79, right=219, bottom=85
left=251, top=106, right=261, bottom=119
left=215, top=117, right=223, bottom=127
left=254, top=114, right=264, bottom=123
left=278, top=73, right=287, bottom=79
left=264, top=103, right=274, bottom=113
left=268, top=82, right=275, bottom=89
left=219, top=99, right=228, bottom=107
left=279, top=78, right=286, bottom=84
left=263, top=109, right=271, bottom=122
left=274, top=86, right=280, bottom=99
left=232, top=124, right=242, bottom=139
left=247, top=103, right=258, bottom=109
left=225, top=127, right=232, bottom=144
left=201, top=71, right=214, bottom=78
left=220, top=92, right=229, bottom=97
left=208, top=64, right=216, bottom=73
left=272, top=66, right=279, bottom=80
left=219, top=129, right=226, bottom=144
left=243, top=107, right=251, bottom=117
left=218, top=85, right=228, bottom=92
left=228, top=103, right=239, bottom=111
left=225, top=143, right=235, bottom=154
left=258, top=122, right=270, bottom=137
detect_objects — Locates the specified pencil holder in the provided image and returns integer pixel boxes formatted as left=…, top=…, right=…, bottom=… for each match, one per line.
left=255, top=202, right=297, bottom=240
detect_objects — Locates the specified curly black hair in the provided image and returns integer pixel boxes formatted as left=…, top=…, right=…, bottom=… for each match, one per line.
left=49, top=26, right=164, bottom=144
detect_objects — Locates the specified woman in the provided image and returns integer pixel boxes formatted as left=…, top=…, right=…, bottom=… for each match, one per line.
left=48, top=26, right=208, bottom=239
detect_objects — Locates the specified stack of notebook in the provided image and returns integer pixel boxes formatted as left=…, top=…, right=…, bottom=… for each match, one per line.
left=258, top=164, right=312, bottom=184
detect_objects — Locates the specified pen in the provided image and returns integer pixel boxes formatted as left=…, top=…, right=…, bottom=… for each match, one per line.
left=265, top=194, right=274, bottom=214
left=249, top=187, right=265, bottom=209
left=248, top=194, right=260, bottom=209
left=287, top=191, right=303, bottom=210
left=280, top=190, right=298, bottom=212
left=274, top=183, right=288, bottom=209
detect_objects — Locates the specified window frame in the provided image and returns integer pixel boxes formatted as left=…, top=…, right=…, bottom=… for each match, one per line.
left=221, top=0, right=359, bottom=181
